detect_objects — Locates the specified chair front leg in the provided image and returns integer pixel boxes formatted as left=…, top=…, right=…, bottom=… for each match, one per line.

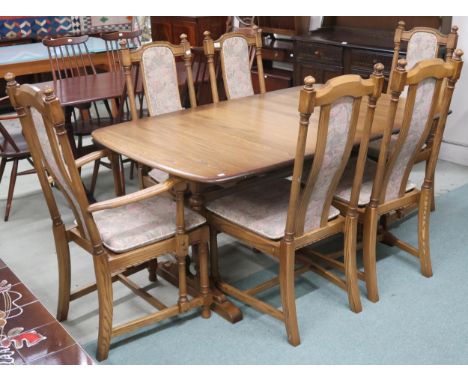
left=93, top=253, right=114, bottom=362
left=279, top=241, right=300, bottom=346
left=53, top=221, right=71, bottom=321
left=176, top=234, right=190, bottom=312
left=418, top=187, right=433, bottom=277
left=362, top=206, right=380, bottom=302
left=4, top=158, right=18, bottom=221
left=343, top=215, right=362, bottom=313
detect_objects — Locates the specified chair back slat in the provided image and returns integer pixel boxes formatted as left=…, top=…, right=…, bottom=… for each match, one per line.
left=388, top=21, right=459, bottom=93
left=203, top=26, right=265, bottom=103
left=43, top=35, right=96, bottom=81
left=286, top=67, right=385, bottom=237
left=120, top=34, right=196, bottom=121
left=373, top=53, right=464, bottom=204
left=101, top=30, right=142, bottom=72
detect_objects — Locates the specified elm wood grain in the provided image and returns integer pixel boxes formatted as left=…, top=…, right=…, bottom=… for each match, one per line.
left=92, top=86, right=405, bottom=184
left=6, top=78, right=212, bottom=361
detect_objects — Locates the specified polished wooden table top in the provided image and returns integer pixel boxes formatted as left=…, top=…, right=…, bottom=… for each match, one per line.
left=93, top=86, right=404, bottom=184
left=34, top=71, right=126, bottom=107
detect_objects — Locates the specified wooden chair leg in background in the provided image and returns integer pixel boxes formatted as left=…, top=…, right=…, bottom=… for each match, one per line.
left=418, top=187, right=433, bottom=277
left=0, top=157, right=6, bottom=184
left=343, top=216, right=362, bottom=313
left=90, top=159, right=100, bottom=196
left=279, top=242, right=300, bottom=346
left=4, top=158, right=18, bottom=221
left=53, top=221, right=72, bottom=321
left=93, top=254, right=114, bottom=362
left=147, top=259, right=158, bottom=282
left=362, top=207, right=380, bottom=302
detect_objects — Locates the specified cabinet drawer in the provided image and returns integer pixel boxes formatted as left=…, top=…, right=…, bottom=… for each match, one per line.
left=262, top=47, right=295, bottom=63
left=295, top=41, right=343, bottom=65
left=350, top=49, right=393, bottom=73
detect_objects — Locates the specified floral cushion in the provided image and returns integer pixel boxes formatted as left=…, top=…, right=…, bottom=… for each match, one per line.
left=206, top=178, right=340, bottom=240
left=148, top=168, right=169, bottom=183
left=93, top=197, right=206, bottom=253
left=335, top=157, right=416, bottom=206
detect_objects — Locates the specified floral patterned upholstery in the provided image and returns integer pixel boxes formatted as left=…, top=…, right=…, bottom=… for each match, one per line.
left=406, top=32, right=438, bottom=70
left=302, top=96, right=354, bottom=230
left=30, top=107, right=90, bottom=239
left=93, top=196, right=206, bottom=253
left=206, top=178, right=340, bottom=240
left=141, top=46, right=183, bottom=116
left=335, top=157, right=416, bottom=206
left=148, top=168, right=170, bottom=183
left=385, top=78, right=436, bottom=201
left=221, top=36, right=254, bottom=100
left=367, top=135, right=426, bottom=160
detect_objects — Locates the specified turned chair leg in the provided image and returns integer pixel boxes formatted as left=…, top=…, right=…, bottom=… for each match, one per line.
left=279, top=244, right=300, bottom=346
left=343, top=216, right=362, bottom=313
left=418, top=187, right=433, bottom=277
left=362, top=207, right=380, bottom=302
left=198, top=236, right=212, bottom=318
left=93, top=255, right=114, bottom=362
left=53, top=222, right=71, bottom=321
left=89, top=159, right=100, bottom=195
left=147, top=259, right=158, bottom=282
left=4, top=158, right=18, bottom=221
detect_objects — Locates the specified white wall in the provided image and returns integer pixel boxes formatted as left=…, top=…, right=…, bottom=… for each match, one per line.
left=439, top=16, right=468, bottom=166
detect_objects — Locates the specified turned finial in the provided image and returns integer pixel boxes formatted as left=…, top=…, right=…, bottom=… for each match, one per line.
left=397, top=20, right=405, bottom=29
left=304, top=76, right=315, bottom=90
left=203, top=30, right=211, bottom=40
left=180, top=33, right=188, bottom=42
left=373, top=62, right=384, bottom=76
left=397, top=59, right=408, bottom=71
left=451, top=25, right=459, bottom=33
left=119, top=39, right=127, bottom=49
left=44, top=87, right=56, bottom=101
left=454, top=49, right=464, bottom=61
left=4, top=72, right=16, bottom=85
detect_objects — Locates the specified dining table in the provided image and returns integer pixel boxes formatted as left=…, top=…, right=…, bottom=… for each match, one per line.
left=92, top=85, right=405, bottom=323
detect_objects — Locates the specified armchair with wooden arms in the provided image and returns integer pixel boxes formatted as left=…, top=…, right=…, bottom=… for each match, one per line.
left=5, top=73, right=212, bottom=361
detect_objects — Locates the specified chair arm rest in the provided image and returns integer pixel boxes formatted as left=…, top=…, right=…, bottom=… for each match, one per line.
left=88, top=177, right=182, bottom=213
left=75, top=149, right=109, bottom=168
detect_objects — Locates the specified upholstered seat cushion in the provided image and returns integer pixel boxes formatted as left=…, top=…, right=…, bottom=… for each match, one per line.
left=93, top=196, right=205, bottom=253
left=206, top=178, right=340, bottom=240
left=148, top=168, right=170, bottom=183
left=335, top=157, right=416, bottom=206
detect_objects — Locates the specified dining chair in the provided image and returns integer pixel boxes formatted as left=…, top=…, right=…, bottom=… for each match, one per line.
left=203, top=26, right=265, bottom=103
left=368, top=21, right=459, bottom=210
left=121, top=34, right=197, bottom=188
left=42, top=35, right=113, bottom=157
left=206, top=65, right=384, bottom=345
left=0, top=96, right=35, bottom=221
left=5, top=73, right=211, bottom=361
left=334, top=51, right=464, bottom=303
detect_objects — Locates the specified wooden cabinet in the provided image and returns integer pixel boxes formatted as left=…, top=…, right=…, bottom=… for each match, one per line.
left=150, top=16, right=227, bottom=46
left=293, top=16, right=451, bottom=89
